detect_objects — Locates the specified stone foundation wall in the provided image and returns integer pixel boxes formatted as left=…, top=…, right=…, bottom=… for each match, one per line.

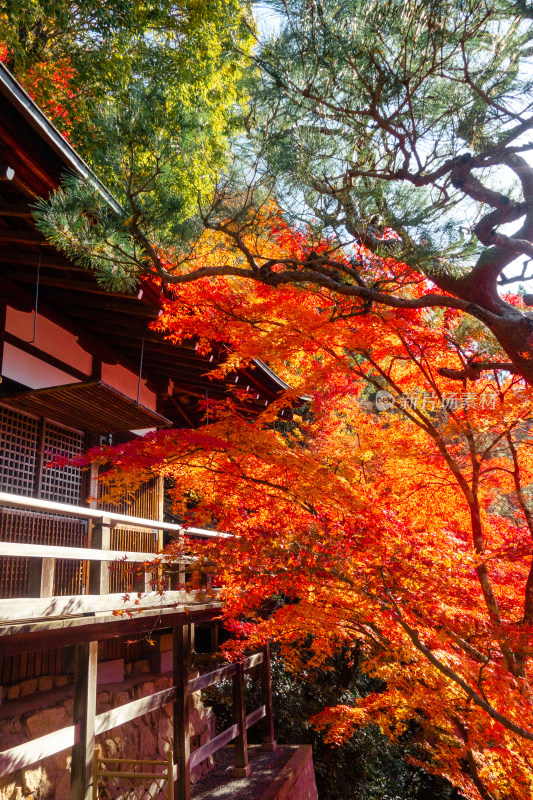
left=261, top=745, right=318, bottom=800
left=0, top=668, right=215, bottom=800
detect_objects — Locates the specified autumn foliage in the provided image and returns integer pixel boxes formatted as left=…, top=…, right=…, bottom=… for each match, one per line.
left=79, top=218, right=533, bottom=800
left=0, top=42, right=78, bottom=138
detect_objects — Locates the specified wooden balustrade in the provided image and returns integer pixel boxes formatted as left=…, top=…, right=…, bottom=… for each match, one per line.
left=0, top=632, right=276, bottom=800
left=0, top=491, right=230, bottom=538
left=0, top=493, right=274, bottom=799
left=0, top=491, right=222, bottom=617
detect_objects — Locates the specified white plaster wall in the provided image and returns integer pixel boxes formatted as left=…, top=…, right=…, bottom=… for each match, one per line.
left=2, top=342, right=77, bottom=389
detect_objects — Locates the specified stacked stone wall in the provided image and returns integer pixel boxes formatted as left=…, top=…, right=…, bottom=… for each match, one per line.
left=0, top=668, right=214, bottom=800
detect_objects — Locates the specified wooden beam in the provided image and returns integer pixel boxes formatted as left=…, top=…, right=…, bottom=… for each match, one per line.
left=0, top=724, right=77, bottom=776
left=189, top=724, right=239, bottom=771
left=95, top=686, right=176, bottom=736
left=0, top=681, right=176, bottom=778
left=0, top=298, right=6, bottom=375
left=1, top=268, right=137, bottom=298
left=173, top=623, right=191, bottom=800
left=232, top=661, right=251, bottom=778
left=187, top=663, right=237, bottom=694
left=189, top=706, right=266, bottom=771
left=0, top=277, right=131, bottom=367
left=70, top=640, right=98, bottom=800
left=0, top=491, right=227, bottom=538
left=261, top=643, right=277, bottom=751
left=0, top=203, right=32, bottom=217
left=244, top=652, right=264, bottom=670
left=88, top=517, right=111, bottom=596
left=0, top=228, right=50, bottom=245
left=4, top=332, right=90, bottom=382
left=50, top=294, right=157, bottom=317
left=246, top=705, right=267, bottom=729
left=0, top=249, right=77, bottom=269
left=0, top=603, right=222, bottom=656
left=0, top=589, right=193, bottom=621
left=0, top=540, right=166, bottom=563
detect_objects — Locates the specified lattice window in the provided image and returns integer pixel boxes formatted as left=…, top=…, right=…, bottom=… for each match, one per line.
left=0, top=414, right=86, bottom=602
left=40, top=421, right=83, bottom=503
left=0, top=405, right=38, bottom=495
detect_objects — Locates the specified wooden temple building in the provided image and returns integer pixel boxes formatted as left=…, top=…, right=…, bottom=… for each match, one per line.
left=0, top=62, right=311, bottom=800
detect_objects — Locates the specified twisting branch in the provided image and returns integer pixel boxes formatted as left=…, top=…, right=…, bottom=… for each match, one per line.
left=380, top=580, right=533, bottom=743
left=438, top=362, right=518, bottom=381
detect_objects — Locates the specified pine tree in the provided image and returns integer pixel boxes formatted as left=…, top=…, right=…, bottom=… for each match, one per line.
left=34, top=0, right=533, bottom=384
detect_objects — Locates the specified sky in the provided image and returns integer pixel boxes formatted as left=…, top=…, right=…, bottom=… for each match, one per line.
left=251, top=1, right=533, bottom=293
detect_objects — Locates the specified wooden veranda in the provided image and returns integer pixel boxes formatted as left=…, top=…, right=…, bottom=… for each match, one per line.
left=0, top=492, right=275, bottom=800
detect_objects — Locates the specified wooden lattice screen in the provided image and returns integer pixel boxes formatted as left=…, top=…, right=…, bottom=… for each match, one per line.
left=0, top=405, right=87, bottom=683
left=0, top=405, right=39, bottom=496
left=0, top=405, right=86, bottom=600
left=97, top=472, right=161, bottom=595
left=0, top=405, right=163, bottom=677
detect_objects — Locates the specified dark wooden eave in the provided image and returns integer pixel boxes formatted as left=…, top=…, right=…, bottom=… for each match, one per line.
left=1, top=380, right=172, bottom=434
left=0, top=63, right=290, bottom=427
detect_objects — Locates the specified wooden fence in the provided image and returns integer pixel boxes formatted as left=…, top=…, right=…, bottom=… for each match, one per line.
left=0, top=633, right=275, bottom=800
left=0, top=491, right=275, bottom=800
left=93, top=751, right=174, bottom=800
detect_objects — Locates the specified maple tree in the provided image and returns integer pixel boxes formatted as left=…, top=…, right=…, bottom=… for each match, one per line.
left=71, top=218, right=533, bottom=800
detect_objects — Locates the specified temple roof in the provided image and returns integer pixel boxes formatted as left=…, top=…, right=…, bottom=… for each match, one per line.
left=0, top=63, right=288, bottom=428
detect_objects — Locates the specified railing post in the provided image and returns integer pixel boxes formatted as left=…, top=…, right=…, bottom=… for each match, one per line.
left=88, top=516, right=111, bottom=595
left=232, top=661, right=251, bottom=777
left=177, top=559, right=187, bottom=591
left=167, top=750, right=174, bottom=800
left=261, top=643, right=277, bottom=751
left=188, top=624, right=195, bottom=669
left=210, top=621, right=218, bottom=654
left=173, top=623, right=191, bottom=800
left=143, top=526, right=162, bottom=593
left=27, top=556, right=55, bottom=597
left=71, top=640, right=98, bottom=800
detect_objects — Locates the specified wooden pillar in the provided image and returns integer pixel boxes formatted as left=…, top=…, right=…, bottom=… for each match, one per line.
left=88, top=517, right=111, bottom=595
left=70, top=640, right=98, bottom=800
left=0, top=300, right=6, bottom=376
left=155, top=477, right=165, bottom=593
left=177, top=559, right=187, bottom=591
left=187, top=624, right=195, bottom=669
left=261, top=643, right=277, bottom=751
left=167, top=750, right=174, bottom=800
left=84, top=452, right=100, bottom=596
left=210, top=621, right=218, bottom=654
left=173, top=624, right=191, bottom=800
left=27, top=557, right=55, bottom=597
left=232, top=661, right=251, bottom=777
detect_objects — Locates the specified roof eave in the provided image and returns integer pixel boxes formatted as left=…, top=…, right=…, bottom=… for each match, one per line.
left=0, top=61, right=122, bottom=213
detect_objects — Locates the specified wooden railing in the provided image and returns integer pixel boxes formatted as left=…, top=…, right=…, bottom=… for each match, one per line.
left=0, top=637, right=275, bottom=800
left=0, top=491, right=228, bottom=538
left=185, top=647, right=276, bottom=781
left=0, top=493, right=275, bottom=800
left=93, top=751, right=174, bottom=800
left=0, top=491, right=226, bottom=612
